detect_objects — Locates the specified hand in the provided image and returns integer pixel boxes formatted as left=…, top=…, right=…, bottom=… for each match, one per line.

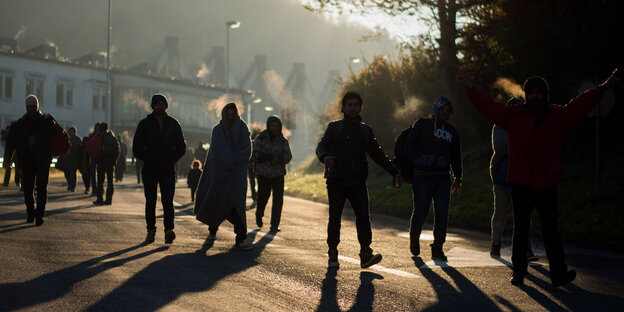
left=456, top=74, right=473, bottom=90
left=394, top=173, right=403, bottom=188
left=451, top=180, right=462, bottom=193
left=323, top=156, right=336, bottom=168
left=599, top=68, right=621, bottom=89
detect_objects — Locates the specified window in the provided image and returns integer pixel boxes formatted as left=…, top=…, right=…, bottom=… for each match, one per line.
left=0, top=71, right=13, bottom=100
left=56, top=81, right=74, bottom=107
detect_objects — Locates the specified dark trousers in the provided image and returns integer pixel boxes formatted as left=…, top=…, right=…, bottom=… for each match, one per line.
left=190, top=186, right=197, bottom=201
left=64, top=166, right=77, bottom=191
left=327, top=182, right=372, bottom=254
left=143, top=168, right=176, bottom=231
left=78, top=162, right=90, bottom=192
left=209, top=208, right=247, bottom=243
left=511, top=184, right=567, bottom=275
left=96, top=164, right=115, bottom=202
left=90, top=160, right=97, bottom=194
left=410, top=174, right=451, bottom=246
left=248, top=165, right=257, bottom=199
left=256, top=175, right=285, bottom=229
left=21, top=162, right=50, bottom=218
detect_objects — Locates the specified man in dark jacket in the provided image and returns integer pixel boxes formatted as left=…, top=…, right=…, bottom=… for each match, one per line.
left=93, top=123, right=119, bottom=205
left=114, top=135, right=127, bottom=182
left=457, top=69, right=620, bottom=287
left=63, top=126, right=83, bottom=192
left=405, top=96, right=462, bottom=262
left=316, top=91, right=403, bottom=269
left=252, top=116, right=292, bottom=232
left=3, top=95, right=57, bottom=225
left=133, top=93, right=186, bottom=244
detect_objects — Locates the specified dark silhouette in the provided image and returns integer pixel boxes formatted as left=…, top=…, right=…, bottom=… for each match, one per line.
left=114, top=135, right=127, bottom=182
left=93, top=123, right=119, bottom=205
left=187, top=160, right=202, bottom=202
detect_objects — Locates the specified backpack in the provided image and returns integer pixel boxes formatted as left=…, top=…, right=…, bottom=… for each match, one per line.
left=102, top=132, right=119, bottom=157
left=86, top=135, right=103, bottom=159
left=50, top=119, right=71, bottom=157
left=393, top=120, right=424, bottom=184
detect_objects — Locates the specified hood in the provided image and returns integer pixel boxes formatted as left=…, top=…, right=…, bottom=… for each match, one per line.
left=432, top=95, right=453, bottom=115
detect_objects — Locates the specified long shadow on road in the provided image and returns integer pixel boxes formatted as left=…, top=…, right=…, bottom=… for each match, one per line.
left=85, top=230, right=275, bottom=311
left=317, top=269, right=384, bottom=312
left=0, top=242, right=167, bottom=311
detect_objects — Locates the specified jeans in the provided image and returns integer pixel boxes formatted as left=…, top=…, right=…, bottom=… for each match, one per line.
left=64, top=166, right=77, bottom=191
left=21, top=162, right=50, bottom=218
left=256, top=175, right=285, bottom=230
left=209, top=208, right=247, bottom=243
left=511, top=184, right=567, bottom=275
left=410, top=174, right=451, bottom=246
left=326, top=182, right=372, bottom=254
left=143, top=168, right=176, bottom=231
left=90, top=160, right=97, bottom=193
left=248, top=164, right=257, bottom=199
left=96, top=164, right=115, bottom=202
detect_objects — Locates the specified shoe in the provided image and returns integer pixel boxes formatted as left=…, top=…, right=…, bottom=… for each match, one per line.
left=2, top=182, right=8, bottom=187
left=19, top=186, right=23, bottom=192
left=360, top=252, right=382, bottom=268
left=145, top=229, right=156, bottom=243
left=26, top=216, right=34, bottom=223
left=328, top=248, right=339, bottom=268
left=527, top=249, right=539, bottom=262
left=256, top=215, right=263, bottom=228
left=235, top=239, right=253, bottom=250
left=410, top=239, right=420, bottom=256
left=69, top=188, right=75, bottom=192
left=431, top=243, right=448, bottom=261
left=490, top=241, right=501, bottom=258
left=93, top=200, right=104, bottom=205
left=35, top=217, right=44, bottom=226
left=206, top=233, right=216, bottom=243
left=164, top=229, right=176, bottom=244
left=84, top=189, right=89, bottom=194
left=269, top=227, right=281, bottom=233
left=551, top=270, right=576, bottom=287
left=103, top=200, right=112, bottom=205
left=510, top=272, right=525, bottom=286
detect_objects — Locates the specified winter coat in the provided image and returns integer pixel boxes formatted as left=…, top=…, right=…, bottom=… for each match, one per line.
left=3, top=112, right=56, bottom=168
left=490, top=125, right=509, bottom=185
left=132, top=112, right=186, bottom=175
left=252, top=118, right=292, bottom=178
left=194, top=104, right=251, bottom=228
left=405, top=117, right=462, bottom=178
left=187, top=168, right=202, bottom=189
left=468, top=85, right=602, bottom=190
left=316, top=117, right=397, bottom=185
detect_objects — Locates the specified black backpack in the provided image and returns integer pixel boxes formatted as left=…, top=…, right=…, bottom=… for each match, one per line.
left=393, top=120, right=424, bottom=184
left=102, top=132, right=120, bottom=158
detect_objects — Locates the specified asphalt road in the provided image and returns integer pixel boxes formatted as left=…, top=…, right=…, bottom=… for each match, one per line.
left=1, top=176, right=623, bottom=311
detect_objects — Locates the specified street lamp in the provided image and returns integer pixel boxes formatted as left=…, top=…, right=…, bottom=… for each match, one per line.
left=226, top=20, right=240, bottom=94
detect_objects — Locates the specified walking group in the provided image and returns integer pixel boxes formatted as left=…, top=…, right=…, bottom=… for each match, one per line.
left=3, top=69, right=620, bottom=288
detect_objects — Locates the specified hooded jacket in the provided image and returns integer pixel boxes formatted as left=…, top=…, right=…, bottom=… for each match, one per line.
left=468, top=85, right=602, bottom=190
left=4, top=112, right=56, bottom=167
left=194, top=103, right=251, bottom=227
left=132, top=110, right=186, bottom=175
left=252, top=116, right=293, bottom=178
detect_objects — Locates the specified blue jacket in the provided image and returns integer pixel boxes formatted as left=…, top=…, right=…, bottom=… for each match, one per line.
left=405, top=117, right=462, bottom=179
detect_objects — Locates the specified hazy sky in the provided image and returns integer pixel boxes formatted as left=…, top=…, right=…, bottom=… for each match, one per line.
left=0, top=0, right=415, bottom=99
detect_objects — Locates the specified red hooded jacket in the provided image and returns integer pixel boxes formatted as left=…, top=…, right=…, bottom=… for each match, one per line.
left=468, top=86, right=602, bottom=190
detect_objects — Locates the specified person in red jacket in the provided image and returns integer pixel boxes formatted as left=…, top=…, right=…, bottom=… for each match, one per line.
left=457, top=69, right=620, bottom=287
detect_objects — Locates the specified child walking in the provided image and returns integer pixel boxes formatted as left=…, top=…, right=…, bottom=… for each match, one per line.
left=187, top=160, right=202, bottom=202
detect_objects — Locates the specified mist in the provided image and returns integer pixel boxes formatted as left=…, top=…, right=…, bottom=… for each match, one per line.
left=0, top=0, right=399, bottom=99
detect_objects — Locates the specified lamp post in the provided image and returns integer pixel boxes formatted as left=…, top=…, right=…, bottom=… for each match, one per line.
left=105, top=0, right=112, bottom=125
left=225, top=21, right=240, bottom=94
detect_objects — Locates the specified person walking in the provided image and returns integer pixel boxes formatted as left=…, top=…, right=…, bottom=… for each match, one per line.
left=405, top=96, right=463, bottom=262
left=115, top=135, right=127, bottom=182
left=93, top=123, right=119, bottom=205
left=489, top=98, right=538, bottom=261
left=133, top=93, right=186, bottom=244
left=3, top=95, right=58, bottom=225
left=62, top=126, right=83, bottom=192
left=248, top=124, right=261, bottom=202
left=194, top=103, right=252, bottom=249
left=316, top=91, right=403, bottom=269
left=187, top=160, right=202, bottom=202
left=252, top=116, right=292, bottom=233
left=457, top=69, right=620, bottom=287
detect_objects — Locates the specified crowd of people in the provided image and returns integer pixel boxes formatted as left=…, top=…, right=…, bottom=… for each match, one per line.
left=2, top=69, right=620, bottom=287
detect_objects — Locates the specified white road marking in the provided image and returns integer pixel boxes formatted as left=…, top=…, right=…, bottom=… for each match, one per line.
left=397, top=231, right=464, bottom=242
left=337, top=256, right=420, bottom=278
left=419, top=247, right=544, bottom=269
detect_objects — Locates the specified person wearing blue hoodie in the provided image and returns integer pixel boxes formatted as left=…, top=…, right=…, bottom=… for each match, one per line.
left=405, top=96, right=462, bottom=261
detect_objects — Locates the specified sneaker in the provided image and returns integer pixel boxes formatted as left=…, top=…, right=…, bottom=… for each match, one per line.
left=328, top=248, right=339, bottom=268
left=527, top=249, right=539, bottom=262
left=93, top=200, right=104, bottom=205
left=410, top=239, right=420, bottom=256
left=360, top=252, right=382, bottom=268
left=490, top=241, right=502, bottom=258
left=103, top=200, right=112, bottom=205
left=84, top=189, right=89, bottom=194
left=235, top=239, right=253, bottom=250
left=164, top=229, right=176, bottom=244
left=269, top=227, right=281, bottom=233
left=206, top=233, right=216, bottom=243
left=551, top=270, right=576, bottom=287
left=431, top=243, right=448, bottom=261
left=510, top=272, right=525, bottom=286
left=256, top=215, right=263, bottom=228
left=35, top=217, right=44, bottom=226
left=145, top=229, right=156, bottom=243
left=26, top=216, right=34, bottom=223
